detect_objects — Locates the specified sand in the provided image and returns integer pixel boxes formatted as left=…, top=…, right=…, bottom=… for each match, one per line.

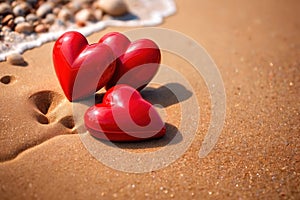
left=0, top=0, right=299, bottom=199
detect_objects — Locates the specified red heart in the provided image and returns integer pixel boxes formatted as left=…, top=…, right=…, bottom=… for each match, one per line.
left=53, top=31, right=116, bottom=101
left=84, top=85, right=166, bottom=142
left=99, top=32, right=161, bottom=91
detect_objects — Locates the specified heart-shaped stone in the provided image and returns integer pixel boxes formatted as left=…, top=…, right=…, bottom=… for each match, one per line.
left=53, top=31, right=116, bottom=101
left=84, top=85, right=166, bottom=142
left=99, top=32, right=161, bottom=91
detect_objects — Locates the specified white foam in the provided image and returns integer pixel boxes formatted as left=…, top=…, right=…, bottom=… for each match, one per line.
left=0, top=0, right=176, bottom=61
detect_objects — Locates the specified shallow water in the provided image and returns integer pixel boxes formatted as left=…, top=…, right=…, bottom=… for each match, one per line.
left=0, top=0, right=176, bottom=61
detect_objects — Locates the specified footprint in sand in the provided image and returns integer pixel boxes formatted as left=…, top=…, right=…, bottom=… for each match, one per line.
left=29, top=90, right=75, bottom=130
left=0, top=89, right=76, bottom=162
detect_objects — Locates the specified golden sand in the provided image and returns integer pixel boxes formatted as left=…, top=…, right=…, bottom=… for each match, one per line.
left=0, top=0, right=299, bottom=199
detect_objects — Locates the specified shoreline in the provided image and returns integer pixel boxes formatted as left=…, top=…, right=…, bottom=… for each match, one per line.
left=0, top=0, right=299, bottom=199
left=0, top=0, right=176, bottom=61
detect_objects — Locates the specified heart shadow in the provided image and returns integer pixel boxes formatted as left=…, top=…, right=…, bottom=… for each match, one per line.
left=75, top=82, right=192, bottom=148
left=94, top=122, right=182, bottom=149
left=141, top=83, right=193, bottom=108
left=83, top=82, right=193, bottom=108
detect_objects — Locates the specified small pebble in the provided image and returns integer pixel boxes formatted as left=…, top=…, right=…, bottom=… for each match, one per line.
left=34, top=23, right=48, bottom=33
left=11, top=1, right=18, bottom=8
left=13, top=2, right=31, bottom=17
left=26, top=0, right=38, bottom=6
left=67, top=1, right=81, bottom=13
left=7, top=19, right=14, bottom=28
left=50, top=0, right=65, bottom=4
left=36, top=2, right=53, bottom=18
left=95, top=0, right=128, bottom=16
left=58, top=8, right=73, bottom=21
left=42, top=13, right=56, bottom=25
left=12, top=5, right=25, bottom=16
left=15, top=22, right=33, bottom=34
left=14, top=16, right=25, bottom=24
left=94, top=9, right=103, bottom=20
left=76, top=0, right=94, bottom=4
left=75, top=8, right=96, bottom=26
left=26, top=13, right=39, bottom=23
left=7, top=53, right=26, bottom=66
left=0, top=3, right=12, bottom=15
left=33, top=20, right=40, bottom=27
left=52, top=7, right=60, bottom=15
left=1, top=14, right=13, bottom=24
left=1, top=26, right=11, bottom=32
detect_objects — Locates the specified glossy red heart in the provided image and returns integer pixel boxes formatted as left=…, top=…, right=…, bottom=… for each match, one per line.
left=84, top=85, right=166, bottom=142
left=99, top=32, right=161, bottom=91
left=53, top=31, right=116, bottom=101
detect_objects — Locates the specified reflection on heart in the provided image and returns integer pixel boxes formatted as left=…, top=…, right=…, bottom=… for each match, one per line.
left=99, top=32, right=161, bottom=91
left=53, top=31, right=116, bottom=101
